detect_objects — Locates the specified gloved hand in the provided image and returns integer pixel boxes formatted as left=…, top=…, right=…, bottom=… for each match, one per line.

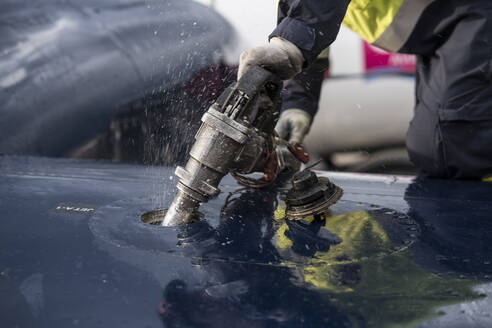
left=238, top=37, right=304, bottom=80
left=276, top=143, right=302, bottom=172
left=275, top=109, right=312, bottom=144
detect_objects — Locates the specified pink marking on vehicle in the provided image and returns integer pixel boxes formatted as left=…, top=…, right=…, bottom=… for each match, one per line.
left=363, top=41, right=415, bottom=74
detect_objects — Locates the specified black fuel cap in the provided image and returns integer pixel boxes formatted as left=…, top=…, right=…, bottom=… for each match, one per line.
left=285, top=170, right=343, bottom=220
left=291, top=170, right=318, bottom=190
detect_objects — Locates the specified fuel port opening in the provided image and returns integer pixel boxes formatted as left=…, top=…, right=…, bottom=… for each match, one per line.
left=141, top=208, right=203, bottom=226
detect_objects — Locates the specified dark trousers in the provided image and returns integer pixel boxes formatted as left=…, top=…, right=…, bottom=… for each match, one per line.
left=406, top=1, right=492, bottom=179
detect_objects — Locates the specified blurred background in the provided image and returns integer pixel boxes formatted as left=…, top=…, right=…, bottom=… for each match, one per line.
left=0, top=0, right=417, bottom=174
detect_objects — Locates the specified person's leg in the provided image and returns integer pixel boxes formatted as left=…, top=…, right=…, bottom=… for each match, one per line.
left=406, top=1, right=492, bottom=179
left=406, top=55, right=444, bottom=178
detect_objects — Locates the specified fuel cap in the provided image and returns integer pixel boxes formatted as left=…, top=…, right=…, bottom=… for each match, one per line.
left=285, top=170, right=343, bottom=220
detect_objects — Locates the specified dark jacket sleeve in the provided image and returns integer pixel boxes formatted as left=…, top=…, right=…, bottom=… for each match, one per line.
left=270, top=0, right=350, bottom=65
left=281, top=55, right=329, bottom=117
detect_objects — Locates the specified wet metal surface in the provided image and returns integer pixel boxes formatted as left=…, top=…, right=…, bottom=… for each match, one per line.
left=1, top=156, right=492, bottom=327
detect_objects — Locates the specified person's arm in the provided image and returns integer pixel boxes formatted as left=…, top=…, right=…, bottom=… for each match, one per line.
left=274, top=1, right=331, bottom=117
left=274, top=2, right=331, bottom=144
left=239, top=0, right=347, bottom=147
left=275, top=53, right=329, bottom=144
left=238, top=0, right=349, bottom=80
left=282, top=52, right=329, bottom=118
left=270, top=0, right=350, bottom=66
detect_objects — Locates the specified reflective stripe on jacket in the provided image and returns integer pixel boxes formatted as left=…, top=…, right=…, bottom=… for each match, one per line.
left=342, top=0, right=434, bottom=52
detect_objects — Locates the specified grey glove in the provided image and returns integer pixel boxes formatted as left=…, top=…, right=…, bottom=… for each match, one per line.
left=238, top=37, right=304, bottom=80
left=275, top=109, right=312, bottom=144
left=276, top=143, right=302, bottom=172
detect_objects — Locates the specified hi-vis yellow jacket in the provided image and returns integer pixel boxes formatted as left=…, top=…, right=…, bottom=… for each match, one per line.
left=343, top=0, right=433, bottom=52
left=272, top=0, right=435, bottom=62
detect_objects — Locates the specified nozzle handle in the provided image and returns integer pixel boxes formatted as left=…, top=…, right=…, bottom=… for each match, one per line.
left=235, top=65, right=282, bottom=102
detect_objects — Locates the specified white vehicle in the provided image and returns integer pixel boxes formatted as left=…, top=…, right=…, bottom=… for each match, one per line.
left=196, top=0, right=416, bottom=173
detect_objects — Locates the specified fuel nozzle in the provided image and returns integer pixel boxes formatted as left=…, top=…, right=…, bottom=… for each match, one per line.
left=162, top=66, right=284, bottom=226
left=285, top=170, right=343, bottom=220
